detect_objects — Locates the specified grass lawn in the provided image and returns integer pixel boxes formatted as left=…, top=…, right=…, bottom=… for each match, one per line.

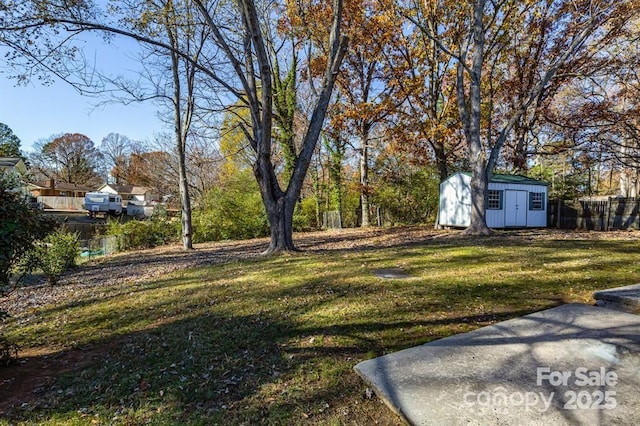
left=1, top=228, right=640, bottom=424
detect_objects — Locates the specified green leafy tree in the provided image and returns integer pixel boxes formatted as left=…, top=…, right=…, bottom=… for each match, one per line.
left=192, top=169, right=269, bottom=242
left=0, top=173, right=54, bottom=289
left=0, top=123, right=22, bottom=158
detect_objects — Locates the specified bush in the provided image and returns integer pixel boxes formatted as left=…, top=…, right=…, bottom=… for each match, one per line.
left=0, top=172, right=54, bottom=289
left=23, top=230, right=80, bottom=286
left=192, top=170, right=269, bottom=243
left=0, top=172, right=54, bottom=364
left=293, top=197, right=319, bottom=232
left=106, top=215, right=179, bottom=251
left=372, top=166, right=440, bottom=225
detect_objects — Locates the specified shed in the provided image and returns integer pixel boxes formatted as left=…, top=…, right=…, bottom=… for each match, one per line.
left=438, top=172, right=548, bottom=228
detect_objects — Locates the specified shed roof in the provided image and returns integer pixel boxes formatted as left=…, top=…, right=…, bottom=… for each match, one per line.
left=459, top=172, right=548, bottom=186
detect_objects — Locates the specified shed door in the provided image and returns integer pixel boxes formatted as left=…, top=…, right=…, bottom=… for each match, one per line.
left=504, top=190, right=527, bottom=227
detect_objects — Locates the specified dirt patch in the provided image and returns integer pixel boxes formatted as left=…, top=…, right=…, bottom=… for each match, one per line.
left=0, top=338, right=131, bottom=416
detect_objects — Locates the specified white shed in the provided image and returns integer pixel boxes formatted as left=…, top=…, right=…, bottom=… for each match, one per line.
left=438, top=172, right=548, bottom=228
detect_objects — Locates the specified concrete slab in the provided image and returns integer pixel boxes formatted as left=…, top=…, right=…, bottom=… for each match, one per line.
left=594, top=284, right=640, bottom=314
left=354, top=304, right=640, bottom=425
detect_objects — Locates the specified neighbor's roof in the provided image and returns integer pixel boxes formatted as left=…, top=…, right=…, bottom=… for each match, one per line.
left=459, top=172, right=548, bottom=186
left=0, top=157, right=22, bottom=167
left=31, top=180, right=95, bottom=192
left=101, top=184, right=151, bottom=195
left=0, top=157, right=27, bottom=174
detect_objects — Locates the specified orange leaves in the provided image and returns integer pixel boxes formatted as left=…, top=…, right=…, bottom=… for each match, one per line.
left=281, top=0, right=334, bottom=41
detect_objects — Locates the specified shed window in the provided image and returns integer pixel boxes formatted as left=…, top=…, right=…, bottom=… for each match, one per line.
left=529, top=192, right=545, bottom=210
left=487, top=190, right=503, bottom=210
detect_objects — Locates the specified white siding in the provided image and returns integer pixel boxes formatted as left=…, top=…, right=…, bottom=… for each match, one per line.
left=438, top=173, right=471, bottom=227
left=488, top=182, right=548, bottom=228
left=97, top=185, right=119, bottom=195
left=486, top=196, right=505, bottom=228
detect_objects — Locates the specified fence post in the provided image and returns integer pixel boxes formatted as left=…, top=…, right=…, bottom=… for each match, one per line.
left=605, top=197, right=612, bottom=231
left=556, top=198, right=562, bottom=229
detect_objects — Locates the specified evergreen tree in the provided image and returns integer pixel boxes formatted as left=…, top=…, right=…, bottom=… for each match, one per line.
left=0, top=123, right=23, bottom=158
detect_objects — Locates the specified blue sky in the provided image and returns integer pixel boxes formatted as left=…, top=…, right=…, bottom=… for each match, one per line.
left=0, top=76, right=165, bottom=152
left=0, top=34, right=168, bottom=153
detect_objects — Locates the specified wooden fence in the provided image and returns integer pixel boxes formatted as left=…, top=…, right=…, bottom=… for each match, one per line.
left=37, top=196, right=84, bottom=210
left=548, top=198, right=640, bottom=230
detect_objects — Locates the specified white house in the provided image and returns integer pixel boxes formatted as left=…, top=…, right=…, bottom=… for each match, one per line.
left=97, top=184, right=155, bottom=203
left=96, top=184, right=157, bottom=217
left=438, top=172, right=548, bottom=228
left=0, top=157, right=27, bottom=176
left=0, top=157, right=30, bottom=198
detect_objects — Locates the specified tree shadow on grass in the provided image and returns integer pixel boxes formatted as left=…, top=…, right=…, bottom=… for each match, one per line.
left=0, top=303, right=550, bottom=424
left=357, top=304, right=640, bottom=425
left=3, top=228, right=640, bottom=422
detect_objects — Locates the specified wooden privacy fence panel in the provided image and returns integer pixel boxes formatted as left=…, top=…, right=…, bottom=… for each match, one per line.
left=548, top=198, right=640, bottom=230
left=37, top=196, right=85, bottom=210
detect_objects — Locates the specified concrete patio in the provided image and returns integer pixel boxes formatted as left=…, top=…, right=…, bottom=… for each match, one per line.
left=355, top=297, right=640, bottom=425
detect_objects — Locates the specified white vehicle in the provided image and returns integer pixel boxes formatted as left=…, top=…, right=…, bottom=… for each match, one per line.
left=84, top=192, right=123, bottom=217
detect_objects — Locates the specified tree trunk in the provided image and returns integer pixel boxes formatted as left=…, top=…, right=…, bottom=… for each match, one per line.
left=465, top=158, right=491, bottom=235
left=170, top=35, right=194, bottom=250
left=241, top=0, right=348, bottom=254
left=434, top=144, right=449, bottom=182
left=262, top=193, right=297, bottom=254
left=178, top=153, right=193, bottom=250
left=459, top=0, right=492, bottom=236
left=359, top=135, right=370, bottom=227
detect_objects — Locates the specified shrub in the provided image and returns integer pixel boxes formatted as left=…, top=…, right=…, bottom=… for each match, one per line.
left=23, top=230, right=80, bottom=286
left=0, top=172, right=54, bottom=364
left=0, top=172, right=54, bottom=289
left=192, top=170, right=269, bottom=243
left=293, top=197, right=318, bottom=232
left=341, top=183, right=363, bottom=228
left=107, top=215, right=179, bottom=251
left=371, top=166, right=440, bottom=225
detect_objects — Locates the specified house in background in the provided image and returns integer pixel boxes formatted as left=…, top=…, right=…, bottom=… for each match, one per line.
left=438, top=172, right=548, bottom=228
left=29, top=179, right=93, bottom=198
left=27, top=179, right=94, bottom=210
left=97, top=184, right=156, bottom=203
left=97, top=183, right=157, bottom=217
left=0, top=157, right=27, bottom=176
left=0, top=157, right=31, bottom=198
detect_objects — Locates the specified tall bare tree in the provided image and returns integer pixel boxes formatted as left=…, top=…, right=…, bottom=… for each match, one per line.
left=100, top=133, right=133, bottom=184
left=1, top=0, right=348, bottom=253
left=409, top=0, right=638, bottom=234
left=190, top=0, right=348, bottom=252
